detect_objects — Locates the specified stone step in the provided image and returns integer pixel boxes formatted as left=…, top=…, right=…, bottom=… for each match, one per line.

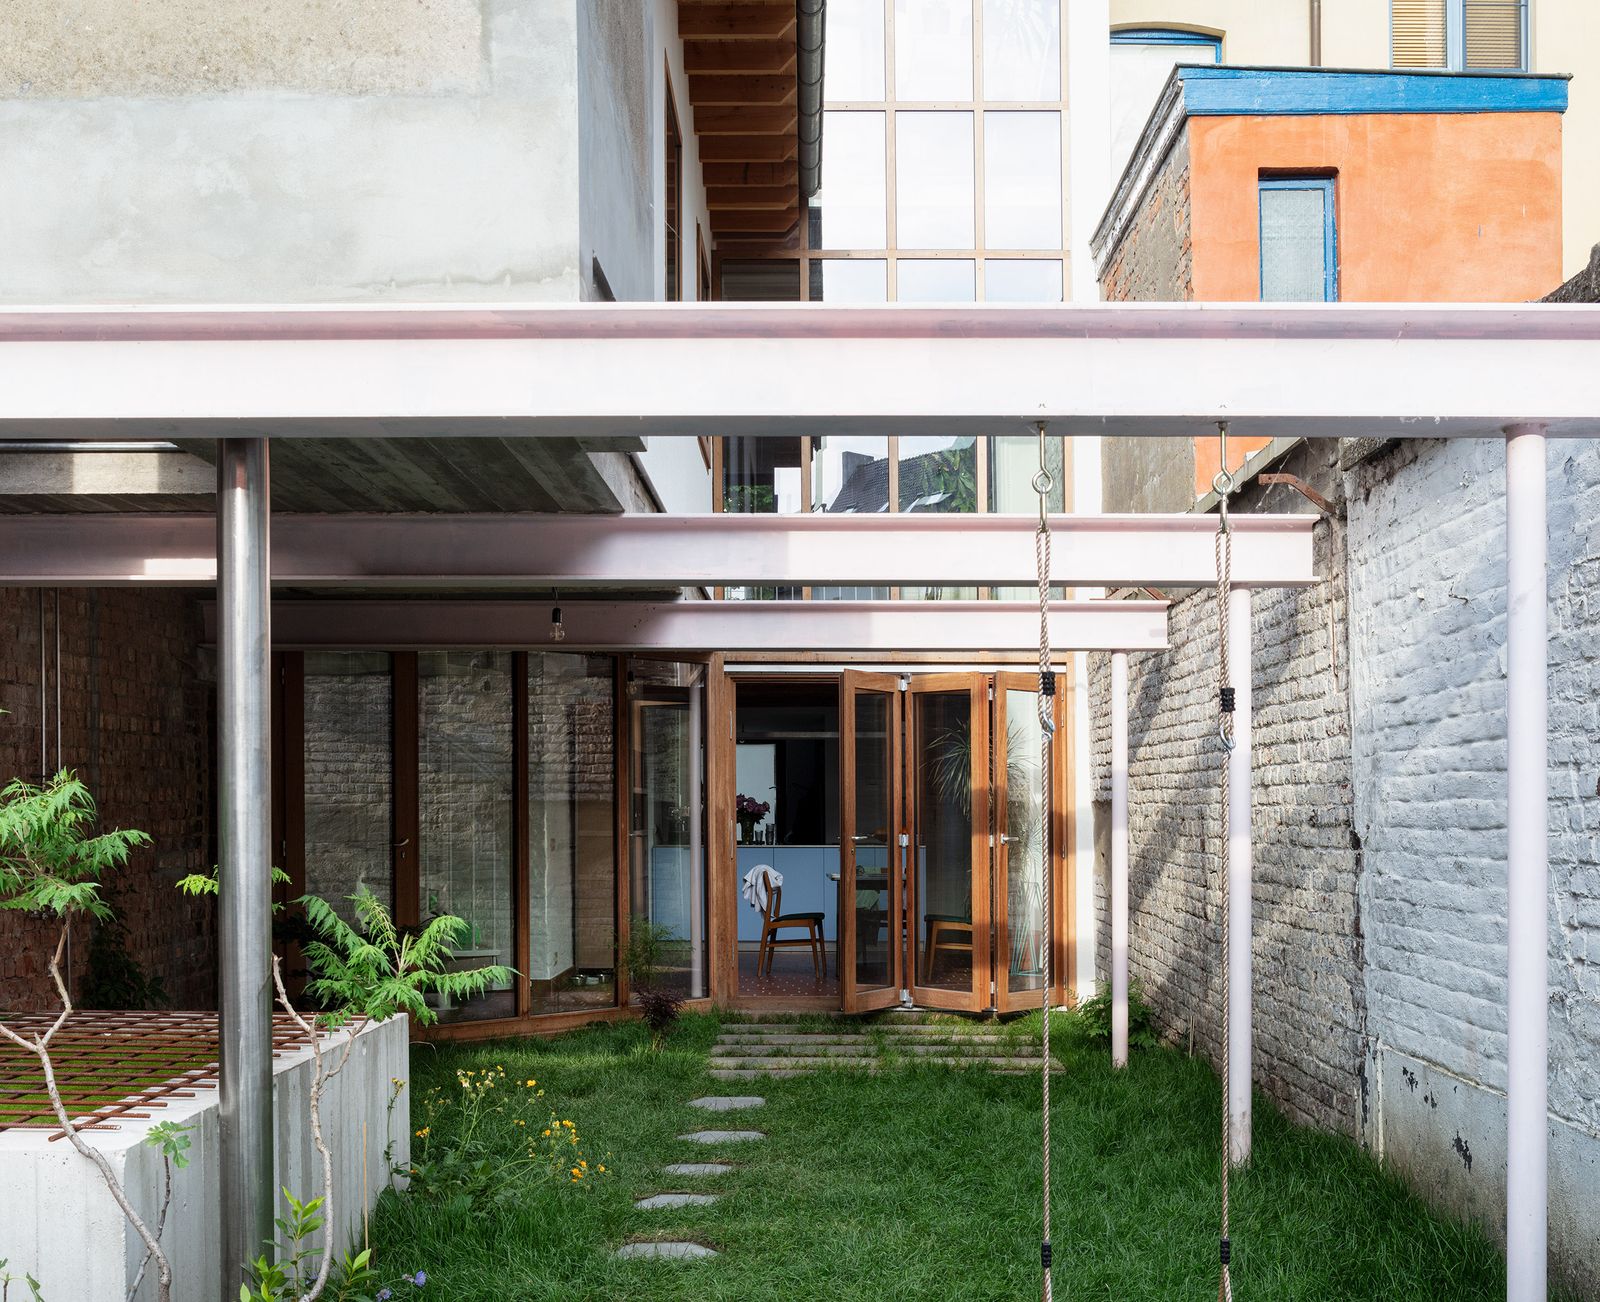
left=616, top=1242, right=718, bottom=1261
left=688, top=1095, right=765, bottom=1111
left=678, top=1129, right=766, bottom=1144
left=663, top=1162, right=734, bottom=1177
left=714, top=1032, right=1016, bottom=1046
left=710, top=1040, right=1021, bottom=1058
left=636, top=1193, right=721, bottom=1210
left=710, top=1065, right=1061, bottom=1080
left=718, top=1023, right=1015, bottom=1036
left=708, top=1055, right=1056, bottom=1072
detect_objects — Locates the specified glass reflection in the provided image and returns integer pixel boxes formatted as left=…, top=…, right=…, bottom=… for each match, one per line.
left=826, top=0, right=887, bottom=99
left=810, top=259, right=889, bottom=302
left=851, top=691, right=893, bottom=991
left=1003, top=688, right=1047, bottom=994
left=982, top=0, right=1061, bottom=99
left=984, top=112, right=1062, bottom=249
left=894, top=0, right=973, bottom=100
left=984, top=259, right=1062, bottom=302
left=914, top=691, right=975, bottom=991
left=896, top=112, right=974, bottom=249
left=897, top=259, right=975, bottom=302
left=815, top=111, right=887, bottom=249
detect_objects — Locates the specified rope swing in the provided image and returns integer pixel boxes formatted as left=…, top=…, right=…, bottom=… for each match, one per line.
left=1214, top=422, right=1237, bottom=1302
left=1031, top=422, right=1056, bottom=1302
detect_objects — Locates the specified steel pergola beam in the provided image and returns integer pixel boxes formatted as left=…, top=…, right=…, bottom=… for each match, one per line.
left=206, top=599, right=1171, bottom=653
left=0, top=511, right=1316, bottom=589
left=1, top=302, right=1596, bottom=441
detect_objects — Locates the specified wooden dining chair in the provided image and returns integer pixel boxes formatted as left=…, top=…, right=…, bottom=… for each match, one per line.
left=757, top=881, right=826, bottom=981
left=923, top=912, right=973, bottom=982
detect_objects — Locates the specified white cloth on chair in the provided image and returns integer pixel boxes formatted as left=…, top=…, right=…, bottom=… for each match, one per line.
left=741, top=863, right=782, bottom=914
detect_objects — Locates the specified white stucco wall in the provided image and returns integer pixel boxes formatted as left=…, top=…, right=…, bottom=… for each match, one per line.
left=0, top=1016, right=409, bottom=1301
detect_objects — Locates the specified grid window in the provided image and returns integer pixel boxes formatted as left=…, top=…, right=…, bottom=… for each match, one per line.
left=814, top=111, right=888, bottom=249
left=982, top=0, right=1061, bottom=99
left=894, top=0, right=973, bottom=100
left=984, top=112, right=1062, bottom=249
left=895, top=112, right=975, bottom=249
left=1392, top=0, right=1527, bottom=70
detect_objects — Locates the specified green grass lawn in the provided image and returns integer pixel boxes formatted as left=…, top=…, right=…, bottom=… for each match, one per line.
left=367, top=1012, right=1520, bottom=1301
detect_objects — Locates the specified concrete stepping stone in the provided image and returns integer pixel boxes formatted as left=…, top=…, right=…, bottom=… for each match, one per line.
left=688, top=1095, right=765, bottom=1111
left=616, top=1242, right=718, bottom=1260
left=635, top=1192, right=721, bottom=1209
left=679, top=1129, right=765, bottom=1144
left=663, top=1162, right=733, bottom=1176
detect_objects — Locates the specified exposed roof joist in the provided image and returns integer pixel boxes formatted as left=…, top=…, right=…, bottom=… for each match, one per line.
left=0, top=512, right=1317, bottom=589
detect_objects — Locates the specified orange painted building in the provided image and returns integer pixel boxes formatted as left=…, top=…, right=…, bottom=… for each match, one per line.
left=1091, top=66, right=1567, bottom=505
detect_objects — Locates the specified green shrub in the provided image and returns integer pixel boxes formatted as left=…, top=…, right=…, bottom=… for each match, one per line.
left=1073, top=980, right=1160, bottom=1051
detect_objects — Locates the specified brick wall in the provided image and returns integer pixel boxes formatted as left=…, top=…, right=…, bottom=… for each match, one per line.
left=0, top=588, right=215, bottom=1011
left=1090, top=440, right=1365, bottom=1136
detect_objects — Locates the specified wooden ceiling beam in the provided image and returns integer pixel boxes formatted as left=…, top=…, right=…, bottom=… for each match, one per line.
left=698, top=135, right=799, bottom=162
left=706, top=185, right=798, bottom=210
left=691, top=106, right=797, bottom=135
left=678, top=4, right=797, bottom=40
left=711, top=208, right=801, bottom=234
left=683, top=40, right=796, bottom=74
left=702, top=160, right=799, bottom=187
left=688, top=74, right=795, bottom=107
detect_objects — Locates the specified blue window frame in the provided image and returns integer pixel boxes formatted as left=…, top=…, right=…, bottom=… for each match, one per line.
left=1258, top=177, right=1338, bottom=302
left=1110, top=28, right=1223, bottom=61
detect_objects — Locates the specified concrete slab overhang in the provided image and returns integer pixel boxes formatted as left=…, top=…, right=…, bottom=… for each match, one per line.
left=1, top=302, right=1597, bottom=442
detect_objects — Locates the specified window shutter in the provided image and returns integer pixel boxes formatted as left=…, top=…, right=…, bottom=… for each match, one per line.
left=1464, top=0, right=1525, bottom=69
left=1392, top=0, right=1448, bottom=67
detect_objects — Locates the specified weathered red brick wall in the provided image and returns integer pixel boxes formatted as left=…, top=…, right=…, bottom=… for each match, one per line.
left=0, top=588, right=216, bottom=1011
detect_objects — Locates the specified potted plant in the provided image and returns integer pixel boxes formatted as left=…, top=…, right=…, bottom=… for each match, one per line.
left=735, top=793, right=769, bottom=844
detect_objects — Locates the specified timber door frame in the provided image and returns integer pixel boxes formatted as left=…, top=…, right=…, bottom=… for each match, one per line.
left=840, top=671, right=904, bottom=1012
left=904, top=673, right=991, bottom=1012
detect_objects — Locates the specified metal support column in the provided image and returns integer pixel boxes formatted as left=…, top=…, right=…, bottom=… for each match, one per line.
left=217, top=438, right=273, bottom=1293
left=1110, top=650, right=1130, bottom=1068
left=1227, top=587, right=1253, bottom=1166
left=1504, top=422, right=1549, bottom=1302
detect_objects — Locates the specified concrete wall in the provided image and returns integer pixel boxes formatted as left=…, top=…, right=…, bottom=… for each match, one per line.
left=0, top=0, right=582, bottom=303
left=0, top=587, right=216, bottom=1011
left=0, top=1015, right=408, bottom=1301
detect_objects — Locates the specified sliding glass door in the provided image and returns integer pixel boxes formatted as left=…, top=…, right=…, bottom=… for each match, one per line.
left=840, top=672, right=902, bottom=1012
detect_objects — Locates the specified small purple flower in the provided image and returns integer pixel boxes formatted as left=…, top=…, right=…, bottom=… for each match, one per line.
left=377, top=1291, right=391, bottom=1301
left=413, top=1271, right=427, bottom=1287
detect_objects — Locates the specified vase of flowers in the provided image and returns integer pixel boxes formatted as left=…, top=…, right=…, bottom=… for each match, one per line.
left=735, top=793, right=770, bottom=843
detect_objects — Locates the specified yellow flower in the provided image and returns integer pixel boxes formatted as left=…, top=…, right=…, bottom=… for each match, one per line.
left=579, top=1160, right=588, bottom=1169
left=526, top=1080, right=537, bottom=1088
left=571, top=1167, right=582, bottom=1177
left=542, top=1129, right=551, bottom=1137
left=414, top=1127, right=429, bottom=1138
left=597, top=1165, right=606, bottom=1173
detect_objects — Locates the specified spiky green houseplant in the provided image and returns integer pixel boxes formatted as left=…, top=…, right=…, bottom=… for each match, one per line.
left=178, top=874, right=512, bottom=1301
left=0, top=770, right=176, bottom=1302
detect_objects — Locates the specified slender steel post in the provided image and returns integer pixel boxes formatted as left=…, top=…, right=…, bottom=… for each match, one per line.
left=688, top=678, right=706, bottom=1000
left=1110, top=650, right=1130, bottom=1068
left=217, top=438, right=274, bottom=1292
left=1504, top=423, right=1548, bottom=1302
left=1227, top=587, right=1253, bottom=1166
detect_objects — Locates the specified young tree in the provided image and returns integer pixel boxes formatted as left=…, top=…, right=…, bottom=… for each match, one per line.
left=0, top=771, right=172, bottom=1302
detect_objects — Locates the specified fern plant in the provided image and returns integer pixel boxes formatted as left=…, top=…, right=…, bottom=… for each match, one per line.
left=1073, top=979, right=1160, bottom=1051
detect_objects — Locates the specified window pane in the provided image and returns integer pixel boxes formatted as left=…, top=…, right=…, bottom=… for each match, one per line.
left=304, top=652, right=392, bottom=924
left=722, top=436, right=804, bottom=514
left=894, top=0, right=973, bottom=100
left=813, top=435, right=891, bottom=515
left=899, top=435, right=978, bottom=513
left=1391, top=0, right=1448, bottom=67
left=810, top=259, right=889, bottom=301
left=984, top=112, right=1062, bottom=249
left=897, top=259, right=976, bottom=301
left=528, top=653, right=618, bottom=1014
left=419, top=652, right=515, bottom=1023
left=851, top=691, right=894, bottom=991
left=1464, top=1, right=1524, bottom=68
left=1259, top=185, right=1331, bottom=302
left=827, top=0, right=886, bottom=99
left=896, top=112, right=975, bottom=249
left=1109, top=37, right=1219, bottom=179
left=914, top=691, right=975, bottom=990
left=984, top=259, right=1062, bottom=301
left=628, top=661, right=707, bottom=1001
left=815, top=111, right=887, bottom=248
left=1002, top=687, right=1047, bottom=992
left=722, top=259, right=801, bottom=301
left=982, top=0, right=1060, bottom=99
left=988, top=435, right=1063, bottom=513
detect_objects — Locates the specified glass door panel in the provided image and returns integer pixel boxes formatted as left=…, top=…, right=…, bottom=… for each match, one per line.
left=841, top=672, right=901, bottom=1011
left=995, top=673, right=1052, bottom=1012
left=907, top=675, right=989, bottom=1011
